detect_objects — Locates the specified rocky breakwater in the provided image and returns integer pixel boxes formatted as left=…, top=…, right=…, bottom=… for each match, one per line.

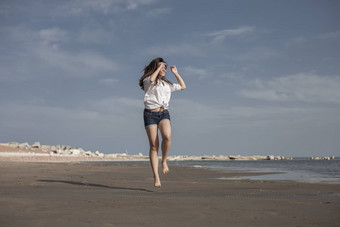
left=167, top=155, right=293, bottom=161
left=310, top=156, right=335, bottom=160
left=0, top=142, right=150, bottom=161
left=0, top=141, right=106, bottom=158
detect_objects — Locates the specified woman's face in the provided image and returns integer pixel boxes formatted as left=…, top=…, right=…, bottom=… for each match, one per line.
left=158, top=62, right=167, bottom=77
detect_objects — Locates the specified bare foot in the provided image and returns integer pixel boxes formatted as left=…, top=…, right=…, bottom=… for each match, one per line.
left=162, top=162, right=169, bottom=174
left=154, top=177, right=161, bottom=188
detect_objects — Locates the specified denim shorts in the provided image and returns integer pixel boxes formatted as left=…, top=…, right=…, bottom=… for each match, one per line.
left=143, top=109, right=171, bottom=128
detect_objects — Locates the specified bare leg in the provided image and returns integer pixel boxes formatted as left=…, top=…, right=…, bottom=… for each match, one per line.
left=158, top=120, right=171, bottom=174
left=145, top=126, right=161, bottom=187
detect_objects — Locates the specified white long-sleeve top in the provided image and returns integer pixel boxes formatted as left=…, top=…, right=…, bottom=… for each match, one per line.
left=143, top=76, right=181, bottom=109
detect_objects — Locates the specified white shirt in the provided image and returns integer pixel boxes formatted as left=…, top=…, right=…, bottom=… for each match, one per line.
left=143, top=77, right=182, bottom=109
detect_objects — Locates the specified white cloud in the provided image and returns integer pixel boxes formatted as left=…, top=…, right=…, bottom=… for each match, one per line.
left=219, top=71, right=246, bottom=80
left=39, top=28, right=68, bottom=45
left=146, top=43, right=201, bottom=56
left=98, top=78, right=119, bottom=86
left=77, top=27, right=115, bottom=44
left=25, top=26, right=119, bottom=77
left=0, top=25, right=121, bottom=83
left=171, top=98, right=340, bottom=158
left=88, top=97, right=142, bottom=115
left=0, top=98, right=144, bottom=151
left=285, top=36, right=307, bottom=46
left=125, top=0, right=157, bottom=10
left=170, top=98, right=340, bottom=144
left=147, top=7, right=171, bottom=16
left=0, top=96, right=143, bottom=132
left=63, top=0, right=158, bottom=15
left=233, top=46, right=279, bottom=61
left=239, top=73, right=340, bottom=103
left=33, top=45, right=119, bottom=77
left=286, top=30, right=340, bottom=47
left=0, top=103, right=100, bottom=129
left=181, top=66, right=208, bottom=80
left=174, top=99, right=307, bottom=121
left=317, top=30, right=340, bottom=39
left=206, top=26, right=255, bottom=42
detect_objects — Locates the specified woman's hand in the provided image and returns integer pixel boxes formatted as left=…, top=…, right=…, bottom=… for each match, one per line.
left=150, top=62, right=166, bottom=83
left=170, top=65, right=186, bottom=90
left=158, top=62, right=167, bottom=70
left=170, top=66, right=178, bottom=75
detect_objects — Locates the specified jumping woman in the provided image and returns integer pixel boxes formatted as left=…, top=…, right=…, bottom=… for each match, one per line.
left=139, top=57, right=186, bottom=187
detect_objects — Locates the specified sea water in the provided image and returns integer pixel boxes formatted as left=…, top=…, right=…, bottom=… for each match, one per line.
left=170, top=158, right=340, bottom=184
left=85, top=158, right=340, bottom=184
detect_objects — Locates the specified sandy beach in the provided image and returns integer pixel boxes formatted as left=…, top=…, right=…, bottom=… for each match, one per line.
left=1, top=161, right=339, bottom=227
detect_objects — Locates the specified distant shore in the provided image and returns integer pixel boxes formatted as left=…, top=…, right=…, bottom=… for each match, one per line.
left=0, top=142, right=336, bottom=163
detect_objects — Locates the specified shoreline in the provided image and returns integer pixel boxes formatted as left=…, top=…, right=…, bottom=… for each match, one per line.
left=82, top=160, right=340, bottom=185
left=1, top=143, right=337, bottom=162
left=1, top=161, right=339, bottom=226
left=1, top=143, right=339, bottom=185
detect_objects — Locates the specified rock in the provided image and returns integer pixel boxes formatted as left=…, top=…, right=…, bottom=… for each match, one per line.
left=273, top=156, right=280, bottom=160
left=62, top=145, right=71, bottom=150
left=84, top=151, right=92, bottom=156
left=267, top=155, right=275, bottom=160
left=70, top=149, right=81, bottom=156
left=51, top=150, right=59, bottom=154
left=311, top=156, right=332, bottom=160
left=54, top=149, right=62, bottom=154
left=201, top=156, right=216, bottom=160
left=93, top=151, right=104, bottom=157
left=228, top=155, right=240, bottom=160
left=8, top=142, right=19, bottom=148
left=106, top=153, right=117, bottom=158
left=50, top=146, right=58, bottom=152
left=41, top=145, right=51, bottom=151
left=32, top=142, right=41, bottom=148
left=218, top=155, right=228, bottom=159
left=19, top=142, right=30, bottom=149
left=138, top=153, right=143, bottom=156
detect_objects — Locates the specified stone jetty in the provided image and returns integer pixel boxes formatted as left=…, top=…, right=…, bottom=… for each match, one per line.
left=310, top=156, right=335, bottom=160
left=167, top=155, right=293, bottom=161
left=0, top=141, right=107, bottom=158
left=0, top=142, right=149, bottom=162
left=2, top=141, right=336, bottom=162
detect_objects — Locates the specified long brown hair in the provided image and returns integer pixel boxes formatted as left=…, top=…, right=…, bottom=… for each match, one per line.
left=139, top=57, right=173, bottom=90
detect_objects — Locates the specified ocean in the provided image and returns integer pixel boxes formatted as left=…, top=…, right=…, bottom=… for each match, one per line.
left=170, top=158, right=340, bottom=184
left=88, top=158, right=340, bottom=184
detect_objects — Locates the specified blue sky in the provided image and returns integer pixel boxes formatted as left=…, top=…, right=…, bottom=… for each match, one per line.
left=1, top=0, right=340, bottom=157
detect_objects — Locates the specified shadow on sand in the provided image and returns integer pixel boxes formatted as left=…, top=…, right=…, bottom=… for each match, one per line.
left=38, top=179, right=154, bottom=193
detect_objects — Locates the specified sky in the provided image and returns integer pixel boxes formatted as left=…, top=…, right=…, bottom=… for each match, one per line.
left=1, top=0, right=340, bottom=157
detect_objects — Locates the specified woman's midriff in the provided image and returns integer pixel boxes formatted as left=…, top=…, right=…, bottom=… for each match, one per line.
left=147, top=107, right=165, bottom=112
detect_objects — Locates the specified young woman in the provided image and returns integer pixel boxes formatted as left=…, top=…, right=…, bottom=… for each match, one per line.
left=139, top=57, right=186, bottom=187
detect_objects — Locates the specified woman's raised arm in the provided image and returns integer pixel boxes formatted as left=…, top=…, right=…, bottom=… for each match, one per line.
left=149, top=62, right=166, bottom=83
left=170, top=66, right=186, bottom=90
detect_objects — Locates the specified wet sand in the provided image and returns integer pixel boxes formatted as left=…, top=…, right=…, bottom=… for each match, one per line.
left=1, top=161, right=339, bottom=227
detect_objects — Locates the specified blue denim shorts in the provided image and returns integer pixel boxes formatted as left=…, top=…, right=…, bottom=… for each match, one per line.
left=143, top=109, right=171, bottom=128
